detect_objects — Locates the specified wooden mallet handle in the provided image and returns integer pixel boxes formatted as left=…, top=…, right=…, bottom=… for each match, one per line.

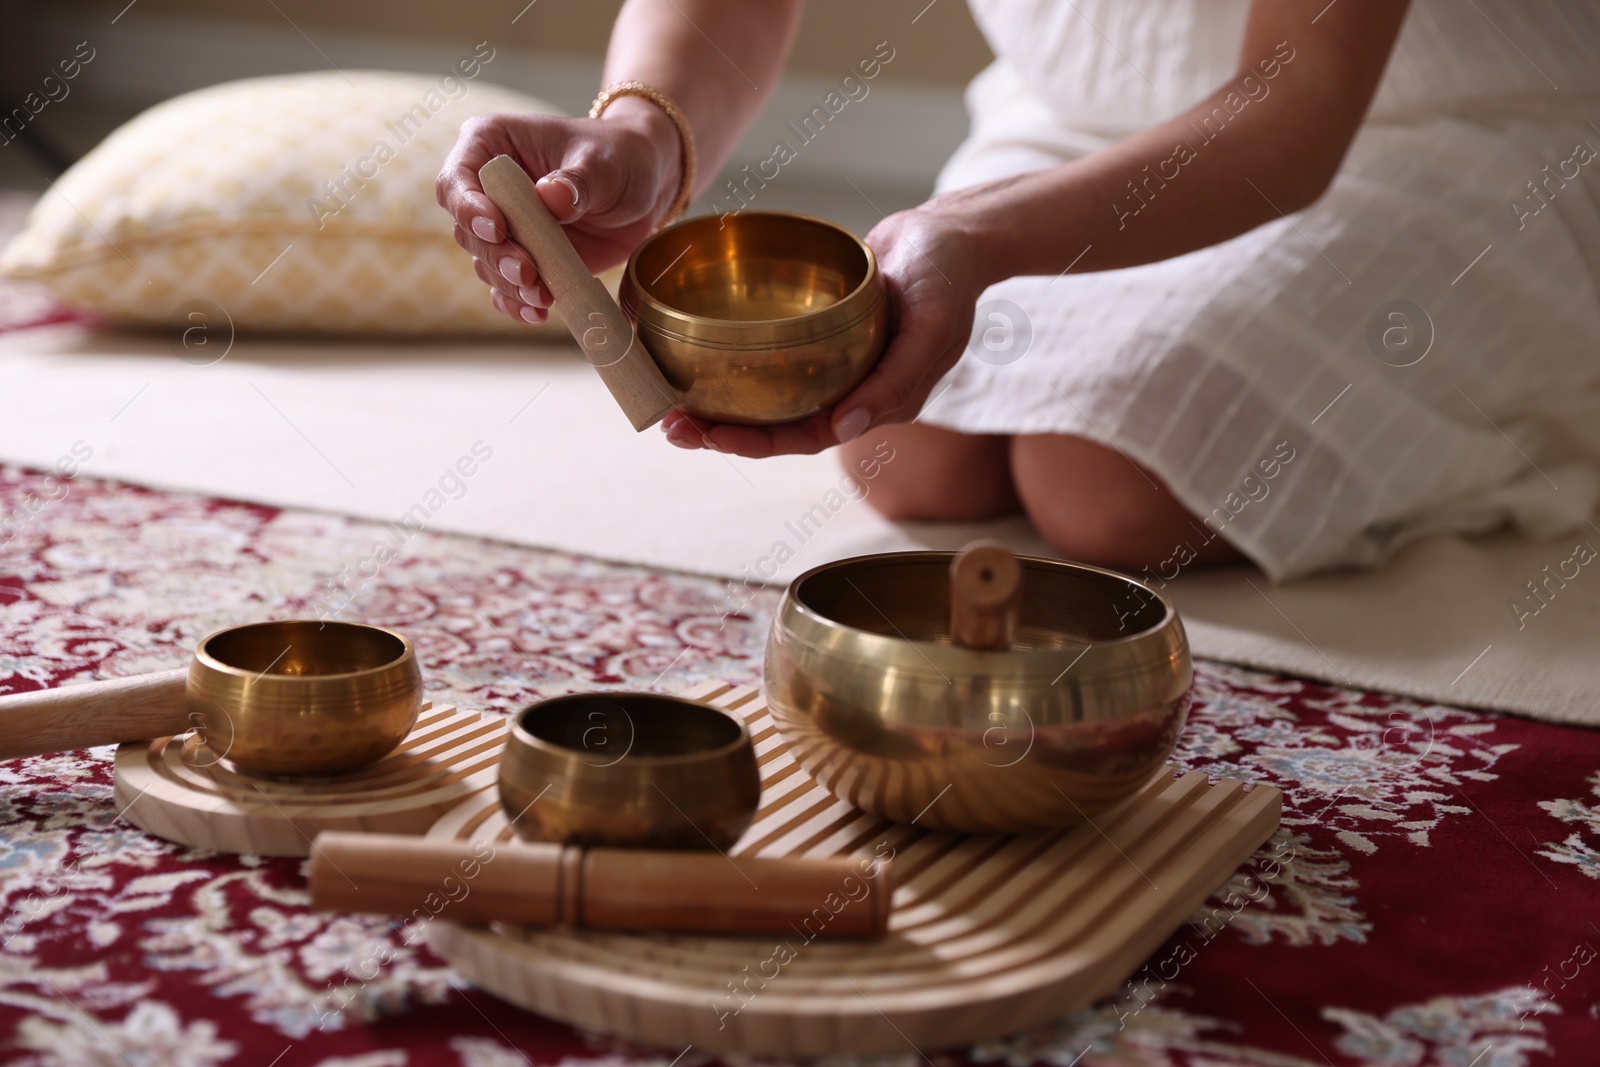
left=949, top=540, right=1022, bottom=650
left=0, top=667, right=191, bottom=761
left=477, top=154, right=679, bottom=432
left=309, top=832, right=894, bottom=940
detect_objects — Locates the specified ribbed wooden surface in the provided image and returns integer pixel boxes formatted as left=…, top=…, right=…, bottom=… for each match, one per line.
left=428, top=681, right=1282, bottom=1055
left=113, top=703, right=506, bottom=857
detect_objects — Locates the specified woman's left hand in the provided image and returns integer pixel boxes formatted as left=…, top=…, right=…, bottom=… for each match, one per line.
left=660, top=202, right=988, bottom=457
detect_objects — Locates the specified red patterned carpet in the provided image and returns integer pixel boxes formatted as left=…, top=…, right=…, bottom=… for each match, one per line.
left=0, top=263, right=1598, bottom=1062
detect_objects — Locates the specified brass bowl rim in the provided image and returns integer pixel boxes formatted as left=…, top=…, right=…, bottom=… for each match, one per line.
left=507, top=690, right=754, bottom=768
left=192, top=620, right=415, bottom=682
left=782, top=551, right=1179, bottom=657
left=623, top=210, right=880, bottom=332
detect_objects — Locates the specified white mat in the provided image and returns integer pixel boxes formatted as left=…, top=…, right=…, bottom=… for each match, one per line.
left=2, top=324, right=1596, bottom=726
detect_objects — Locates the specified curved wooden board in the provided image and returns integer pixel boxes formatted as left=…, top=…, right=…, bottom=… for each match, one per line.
left=426, top=682, right=1282, bottom=1056
left=113, top=703, right=506, bottom=857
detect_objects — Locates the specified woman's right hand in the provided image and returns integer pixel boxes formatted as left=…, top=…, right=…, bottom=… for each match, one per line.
left=435, top=103, right=681, bottom=326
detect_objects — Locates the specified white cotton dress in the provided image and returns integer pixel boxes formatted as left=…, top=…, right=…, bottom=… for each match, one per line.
left=925, top=0, right=1600, bottom=580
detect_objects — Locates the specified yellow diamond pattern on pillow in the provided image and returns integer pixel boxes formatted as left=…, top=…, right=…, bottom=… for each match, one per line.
left=0, top=70, right=563, bottom=336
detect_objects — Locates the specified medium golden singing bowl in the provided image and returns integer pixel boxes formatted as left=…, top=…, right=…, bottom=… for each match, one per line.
left=186, top=621, right=421, bottom=777
left=764, top=553, right=1192, bottom=834
left=499, top=691, right=762, bottom=849
left=619, top=211, right=889, bottom=425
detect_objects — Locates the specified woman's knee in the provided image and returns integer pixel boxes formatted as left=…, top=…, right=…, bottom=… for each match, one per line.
left=838, top=424, right=1018, bottom=522
left=1010, top=434, right=1240, bottom=569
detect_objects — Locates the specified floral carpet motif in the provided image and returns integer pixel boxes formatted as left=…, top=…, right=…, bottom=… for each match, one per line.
left=2, top=460, right=1598, bottom=1067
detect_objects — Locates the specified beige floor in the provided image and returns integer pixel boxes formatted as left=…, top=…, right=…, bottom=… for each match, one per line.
left=2, top=311, right=1597, bottom=727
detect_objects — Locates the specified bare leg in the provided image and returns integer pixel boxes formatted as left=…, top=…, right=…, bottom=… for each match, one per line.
left=1010, top=434, right=1243, bottom=570
left=841, top=424, right=1020, bottom=522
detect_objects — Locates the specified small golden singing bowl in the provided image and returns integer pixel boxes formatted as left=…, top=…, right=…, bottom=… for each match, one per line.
left=764, top=553, right=1193, bottom=834
left=499, top=692, right=762, bottom=850
left=187, top=620, right=421, bottom=777
left=619, top=211, right=889, bottom=425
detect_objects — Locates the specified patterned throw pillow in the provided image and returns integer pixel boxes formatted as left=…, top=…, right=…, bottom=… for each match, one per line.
left=0, top=69, right=560, bottom=336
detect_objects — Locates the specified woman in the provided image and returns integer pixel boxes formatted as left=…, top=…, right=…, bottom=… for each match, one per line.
left=438, top=0, right=1600, bottom=580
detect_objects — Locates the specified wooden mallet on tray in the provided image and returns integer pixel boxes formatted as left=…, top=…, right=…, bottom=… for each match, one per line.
left=309, top=832, right=894, bottom=939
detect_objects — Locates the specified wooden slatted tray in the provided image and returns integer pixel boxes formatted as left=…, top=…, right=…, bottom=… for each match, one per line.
left=427, top=681, right=1281, bottom=1055
left=113, top=703, right=506, bottom=856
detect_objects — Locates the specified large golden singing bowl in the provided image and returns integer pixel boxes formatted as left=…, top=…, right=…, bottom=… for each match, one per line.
left=186, top=621, right=421, bottom=777
left=619, top=211, right=889, bottom=425
left=764, top=553, right=1192, bottom=834
left=499, top=691, right=762, bottom=850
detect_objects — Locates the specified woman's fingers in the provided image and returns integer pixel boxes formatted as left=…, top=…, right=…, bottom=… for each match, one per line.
left=660, top=410, right=710, bottom=449
left=438, top=115, right=547, bottom=296
left=440, top=109, right=678, bottom=329
left=720, top=416, right=844, bottom=457
left=535, top=168, right=588, bottom=223
left=828, top=357, right=930, bottom=442
left=823, top=217, right=977, bottom=443
left=826, top=314, right=959, bottom=444
left=472, top=255, right=521, bottom=300
left=458, top=225, right=552, bottom=306
left=662, top=409, right=843, bottom=457
left=479, top=260, right=548, bottom=326
left=436, top=119, right=508, bottom=244
left=489, top=287, right=548, bottom=326
left=451, top=198, right=541, bottom=293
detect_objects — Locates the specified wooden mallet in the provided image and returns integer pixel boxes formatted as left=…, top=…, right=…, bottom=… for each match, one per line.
left=309, top=831, right=894, bottom=939
left=949, top=540, right=1023, bottom=650
left=478, top=154, right=680, bottom=432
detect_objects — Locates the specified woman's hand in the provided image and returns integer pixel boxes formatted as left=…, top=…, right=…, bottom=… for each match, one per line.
left=435, top=101, right=681, bottom=327
left=660, top=202, right=992, bottom=457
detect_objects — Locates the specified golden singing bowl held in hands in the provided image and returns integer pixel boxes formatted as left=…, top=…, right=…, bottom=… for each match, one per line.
left=619, top=211, right=889, bottom=425
left=763, top=553, right=1193, bottom=834
left=499, top=692, right=762, bottom=850
left=187, top=620, right=421, bottom=777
